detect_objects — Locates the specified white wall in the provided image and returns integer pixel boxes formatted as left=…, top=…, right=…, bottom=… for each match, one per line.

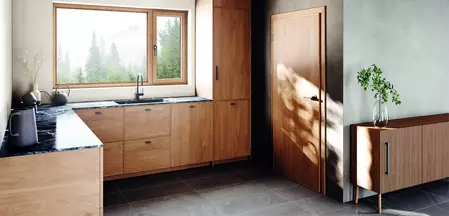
left=0, top=0, right=12, bottom=143
left=12, top=0, right=195, bottom=103
left=343, top=0, right=449, bottom=201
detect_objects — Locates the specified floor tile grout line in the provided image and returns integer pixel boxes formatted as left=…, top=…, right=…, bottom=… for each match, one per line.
left=115, top=182, right=139, bottom=216
left=420, top=188, right=449, bottom=200
left=180, top=177, right=228, bottom=215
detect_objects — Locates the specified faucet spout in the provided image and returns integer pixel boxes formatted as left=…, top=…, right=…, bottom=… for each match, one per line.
left=135, top=74, right=144, bottom=101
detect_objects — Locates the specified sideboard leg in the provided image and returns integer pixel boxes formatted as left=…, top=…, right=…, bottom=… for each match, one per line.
left=378, top=193, right=382, bottom=214
left=354, top=185, right=359, bottom=204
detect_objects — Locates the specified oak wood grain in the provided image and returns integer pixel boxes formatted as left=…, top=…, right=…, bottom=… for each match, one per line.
left=380, top=126, right=423, bottom=193
left=172, top=102, right=213, bottom=166
left=213, top=7, right=251, bottom=101
left=271, top=7, right=326, bottom=193
left=422, top=122, right=449, bottom=183
left=124, top=137, right=171, bottom=173
left=103, top=141, right=124, bottom=177
left=0, top=148, right=101, bottom=216
left=214, top=100, right=250, bottom=161
left=214, top=0, right=251, bottom=10
left=75, top=107, right=124, bottom=143
left=124, top=105, right=171, bottom=140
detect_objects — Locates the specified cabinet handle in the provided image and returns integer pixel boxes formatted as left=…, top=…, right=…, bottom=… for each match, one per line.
left=215, top=66, right=219, bottom=80
left=385, top=142, right=390, bottom=176
left=95, top=111, right=102, bottom=115
left=230, top=102, right=237, bottom=106
left=145, top=141, right=152, bottom=145
left=145, top=108, right=152, bottom=112
left=190, top=105, right=196, bottom=108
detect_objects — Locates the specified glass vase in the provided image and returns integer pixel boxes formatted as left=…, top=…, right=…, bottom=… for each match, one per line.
left=373, top=95, right=388, bottom=128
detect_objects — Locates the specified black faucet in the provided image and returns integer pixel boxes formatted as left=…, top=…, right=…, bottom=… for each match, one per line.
left=135, top=74, right=144, bottom=101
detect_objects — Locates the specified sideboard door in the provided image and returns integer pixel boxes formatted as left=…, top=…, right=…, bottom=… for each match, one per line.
left=422, top=122, right=449, bottom=183
left=380, top=126, right=423, bottom=193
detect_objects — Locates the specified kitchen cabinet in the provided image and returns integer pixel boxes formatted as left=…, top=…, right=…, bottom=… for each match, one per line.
left=172, top=102, right=213, bottom=166
left=103, top=141, right=123, bottom=176
left=124, top=104, right=171, bottom=140
left=75, top=107, right=124, bottom=143
left=213, top=6, right=250, bottom=101
left=124, top=137, right=171, bottom=173
left=422, top=122, right=449, bottom=183
left=0, top=148, right=102, bottom=216
left=352, top=114, right=449, bottom=213
left=214, top=100, right=250, bottom=161
left=196, top=0, right=251, bottom=101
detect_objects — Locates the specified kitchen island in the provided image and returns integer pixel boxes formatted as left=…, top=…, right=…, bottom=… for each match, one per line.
left=0, top=105, right=104, bottom=216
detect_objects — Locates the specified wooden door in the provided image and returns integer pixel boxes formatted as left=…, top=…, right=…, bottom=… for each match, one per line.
left=380, top=126, right=423, bottom=193
left=213, top=7, right=250, bottom=101
left=214, top=100, right=250, bottom=161
left=271, top=7, right=326, bottom=193
left=172, top=102, right=213, bottom=166
left=422, top=122, right=449, bottom=183
left=75, top=107, right=124, bottom=143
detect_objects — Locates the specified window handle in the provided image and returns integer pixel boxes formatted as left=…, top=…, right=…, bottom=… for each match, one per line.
left=154, top=45, right=158, bottom=56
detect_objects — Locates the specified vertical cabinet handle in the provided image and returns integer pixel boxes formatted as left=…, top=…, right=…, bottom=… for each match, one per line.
left=385, top=142, right=390, bottom=176
left=215, top=66, right=219, bottom=80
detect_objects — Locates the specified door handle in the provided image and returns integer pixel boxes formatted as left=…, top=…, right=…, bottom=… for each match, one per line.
left=190, top=105, right=196, bottom=108
left=95, top=111, right=102, bottom=115
left=145, top=108, right=152, bottom=112
left=215, top=66, right=219, bottom=80
left=304, top=95, right=323, bottom=103
left=385, top=142, right=390, bottom=176
left=145, top=141, right=152, bottom=145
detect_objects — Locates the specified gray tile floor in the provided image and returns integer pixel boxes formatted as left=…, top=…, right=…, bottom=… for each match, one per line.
left=103, top=162, right=449, bottom=216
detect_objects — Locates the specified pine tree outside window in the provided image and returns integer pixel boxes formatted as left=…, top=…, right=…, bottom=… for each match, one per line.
left=53, top=4, right=188, bottom=88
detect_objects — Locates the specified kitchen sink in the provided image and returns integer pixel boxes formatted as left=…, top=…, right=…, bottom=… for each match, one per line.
left=115, top=98, right=165, bottom=105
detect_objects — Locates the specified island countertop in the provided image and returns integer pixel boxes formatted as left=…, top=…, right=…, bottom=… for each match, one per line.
left=0, top=96, right=211, bottom=158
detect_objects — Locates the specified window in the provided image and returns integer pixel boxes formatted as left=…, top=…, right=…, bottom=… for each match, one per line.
left=53, top=4, right=187, bottom=88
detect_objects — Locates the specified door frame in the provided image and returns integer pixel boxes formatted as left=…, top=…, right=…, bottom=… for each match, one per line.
left=271, top=6, right=327, bottom=195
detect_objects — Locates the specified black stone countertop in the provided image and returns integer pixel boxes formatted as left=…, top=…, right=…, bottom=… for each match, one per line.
left=1, top=96, right=212, bottom=158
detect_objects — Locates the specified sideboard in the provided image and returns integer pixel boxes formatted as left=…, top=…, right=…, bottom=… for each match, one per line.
left=351, top=113, right=449, bottom=213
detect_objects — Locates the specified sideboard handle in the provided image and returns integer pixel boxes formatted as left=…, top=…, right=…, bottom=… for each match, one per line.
left=385, top=142, right=390, bottom=176
left=95, top=111, right=102, bottom=115
left=145, top=108, right=152, bottom=112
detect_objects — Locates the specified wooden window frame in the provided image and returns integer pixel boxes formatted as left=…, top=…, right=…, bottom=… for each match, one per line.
left=53, top=3, right=188, bottom=89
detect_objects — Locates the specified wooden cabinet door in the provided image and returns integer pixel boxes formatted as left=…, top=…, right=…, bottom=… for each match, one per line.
left=75, top=108, right=124, bottom=142
left=172, top=102, right=213, bottom=166
left=124, top=105, right=171, bottom=140
left=214, top=100, right=250, bottom=161
left=213, top=7, right=250, bottom=101
left=124, top=137, right=171, bottom=173
left=380, top=126, right=423, bottom=193
left=214, top=0, right=250, bottom=9
left=103, top=141, right=123, bottom=176
left=423, top=122, right=449, bottom=183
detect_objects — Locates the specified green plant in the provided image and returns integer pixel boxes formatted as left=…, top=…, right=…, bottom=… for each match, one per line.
left=357, top=64, right=401, bottom=105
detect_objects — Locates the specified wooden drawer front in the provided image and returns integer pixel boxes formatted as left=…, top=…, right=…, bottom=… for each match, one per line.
left=76, top=108, right=124, bottom=143
left=380, top=126, right=423, bottom=193
left=124, top=105, right=171, bottom=140
left=124, top=137, right=171, bottom=173
left=104, top=142, right=123, bottom=177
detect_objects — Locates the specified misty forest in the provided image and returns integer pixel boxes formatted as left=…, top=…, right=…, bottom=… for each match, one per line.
left=57, top=18, right=181, bottom=84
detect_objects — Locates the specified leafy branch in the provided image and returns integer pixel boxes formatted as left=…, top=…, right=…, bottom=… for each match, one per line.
left=357, top=64, right=401, bottom=105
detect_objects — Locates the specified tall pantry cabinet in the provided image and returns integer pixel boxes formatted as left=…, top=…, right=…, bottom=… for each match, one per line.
left=196, top=0, right=251, bottom=161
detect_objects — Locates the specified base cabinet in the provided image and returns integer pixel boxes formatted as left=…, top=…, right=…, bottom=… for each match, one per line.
left=172, top=102, right=213, bottom=166
left=104, top=141, right=124, bottom=176
left=352, top=114, right=449, bottom=213
left=124, top=137, right=171, bottom=173
left=214, top=100, right=250, bottom=161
